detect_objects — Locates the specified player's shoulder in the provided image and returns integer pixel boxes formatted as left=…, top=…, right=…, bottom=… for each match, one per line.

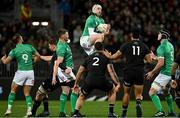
left=87, top=15, right=95, bottom=21
left=23, top=44, right=33, bottom=47
left=120, top=41, right=130, bottom=49
left=93, top=52, right=108, bottom=60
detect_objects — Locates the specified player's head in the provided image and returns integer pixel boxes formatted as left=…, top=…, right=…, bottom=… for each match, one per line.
left=48, top=39, right=57, bottom=52
left=92, top=4, right=102, bottom=16
left=57, top=28, right=69, bottom=42
left=94, top=41, right=104, bottom=51
left=158, top=29, right=170, bottom=41
left=12, top=33, right=23, bottom=44
left=131, top=26, right=140, bottom=39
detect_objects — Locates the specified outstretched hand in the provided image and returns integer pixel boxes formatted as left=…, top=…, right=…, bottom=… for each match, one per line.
left=102, top=49, right=111, bottom=58
left=73, top=84, right=79, bottom=92
left=1, top=54, right=7, bottom=60
left=51, top=77, right=57, bottom=85
left=115, top=83, right=121, bottom=92
left=146, top=71, right=154, bottom=80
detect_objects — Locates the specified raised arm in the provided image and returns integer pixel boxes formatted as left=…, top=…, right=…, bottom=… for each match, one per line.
left=40, top=56, right=52, bottom=62
left=103, top=50, right=122, bottom=60
left=1, top=55, right=13, bottom=64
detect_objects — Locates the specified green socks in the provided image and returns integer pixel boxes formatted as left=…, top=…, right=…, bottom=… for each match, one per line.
left=165, top=95, right=174, bottom=113
left=70, top=92, right=78, bottom=112
left=8, top=93, right=32, bottom=110
left=7, top=92, right=16, bottom=109
left=60, top=93, right=67, bottom=113
left=25, top=96, right=32, bottom=108
left=150, top=94, right=163, bottom=112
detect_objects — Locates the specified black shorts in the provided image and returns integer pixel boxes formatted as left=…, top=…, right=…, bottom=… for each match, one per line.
left=81, top=77, right=113, bottom=96
left=42, top=78, right=75, bottom=92
left=123, top=69, right=144, bottom=87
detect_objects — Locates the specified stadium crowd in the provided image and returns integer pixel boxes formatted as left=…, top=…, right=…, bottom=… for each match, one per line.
left=1, top=0, right=180, bottom=57
left=0, top=0, right=180, bottom=117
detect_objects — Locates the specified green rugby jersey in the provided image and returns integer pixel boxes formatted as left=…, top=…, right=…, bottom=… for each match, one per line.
left=82, top=14, right=105, bottom=36
left=8, top=44, right=37, bottom=70
left=157, top=39, right=174, bottom=76
left=56, top=40, right=73, bottom=68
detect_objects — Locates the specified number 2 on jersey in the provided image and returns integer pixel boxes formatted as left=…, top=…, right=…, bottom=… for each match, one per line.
left=92, top=57, right=99, bottom=66
left=132, top=46, right=140, bottom=55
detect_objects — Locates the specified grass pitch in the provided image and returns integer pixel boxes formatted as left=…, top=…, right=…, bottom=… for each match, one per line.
left=0, top=100, right=178, bottom=117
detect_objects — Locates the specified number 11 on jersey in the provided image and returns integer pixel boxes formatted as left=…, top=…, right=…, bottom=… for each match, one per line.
left=132, top=46, right=140, bottom=55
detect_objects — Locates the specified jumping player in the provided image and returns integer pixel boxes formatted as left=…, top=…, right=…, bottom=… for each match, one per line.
left=80, top=4, right=110, bottom=55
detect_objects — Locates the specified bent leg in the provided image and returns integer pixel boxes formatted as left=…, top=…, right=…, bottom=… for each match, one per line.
left=134, top=85, right=143, bottom=117
left=74, top=93, right=85, bottom=114
left=121, top=85, right=131, bottom=117
left=149, top=83, right=164, bottom=113
left=89, top=34, right=104, bottom=45
left=5, top=82, right=19, bottom=116
left=107, top=85, right=117, bottom=117
left=24, top=85, right=33, bottom=116
left=59, top=86, right=70, bottom=115
left=163, top=87, right=175, bottom=114
left=32, top=85, right=48, bottom=116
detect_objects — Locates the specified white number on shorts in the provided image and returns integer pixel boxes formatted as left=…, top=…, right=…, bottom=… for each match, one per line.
left=22, top=54, right=28, bottom=63
left=92, top=57, right=99, bottom=66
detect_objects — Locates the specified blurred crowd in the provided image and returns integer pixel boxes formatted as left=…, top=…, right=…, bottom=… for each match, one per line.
left=1, top=0, right=180, bottom=57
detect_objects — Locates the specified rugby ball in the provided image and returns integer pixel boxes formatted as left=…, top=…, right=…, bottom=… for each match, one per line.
left=97, top=24, right=108, bottom=33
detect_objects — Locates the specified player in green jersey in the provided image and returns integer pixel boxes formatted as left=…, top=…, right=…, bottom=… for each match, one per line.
left=80, top=4, right=110, bottom=55
left=146, top=29, right=176, bottom=117
left=52, top=29, right=78, bottom=117
left=1, top=34, right=40, bottom=117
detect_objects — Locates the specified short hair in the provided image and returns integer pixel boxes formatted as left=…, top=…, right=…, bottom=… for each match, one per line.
left=12, top=33, right=22, bottom=44
left=94, top=41, right=104, bottom=51
left=92, top=4, right=102, bottom=14
left=131, top=26, right=140, bottom=39
left=160, top=29, right=170, bottom=39
left=57, top=28, right=67, bottom=37
left=48, top=39, right=57, bottom=45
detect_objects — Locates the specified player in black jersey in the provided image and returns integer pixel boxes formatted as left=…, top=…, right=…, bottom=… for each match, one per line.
left=72, top=42, right=120, bottom=118
left=103, top=27, right=152, bottom=117
left=171, top=53, right=180, bottom=117
left=31, top=39, right=77, bottom=117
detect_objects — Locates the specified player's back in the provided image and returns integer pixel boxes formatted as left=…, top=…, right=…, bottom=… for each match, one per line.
left=85, top=52, right=109, bottom=78
left=120, top=40, right=149, bottom=70
left=10, top=44, right=36, bottom=70
left=157, top=39, right=174, bottom=76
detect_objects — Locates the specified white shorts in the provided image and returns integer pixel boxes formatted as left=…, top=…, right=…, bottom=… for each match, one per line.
left=151, top=73, right=171, bottom=91
left=80, top=36, right=94, bottom=55
left=57, top=67, right=76, bottom=83
left=13, top=70, right=34, bottom=86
